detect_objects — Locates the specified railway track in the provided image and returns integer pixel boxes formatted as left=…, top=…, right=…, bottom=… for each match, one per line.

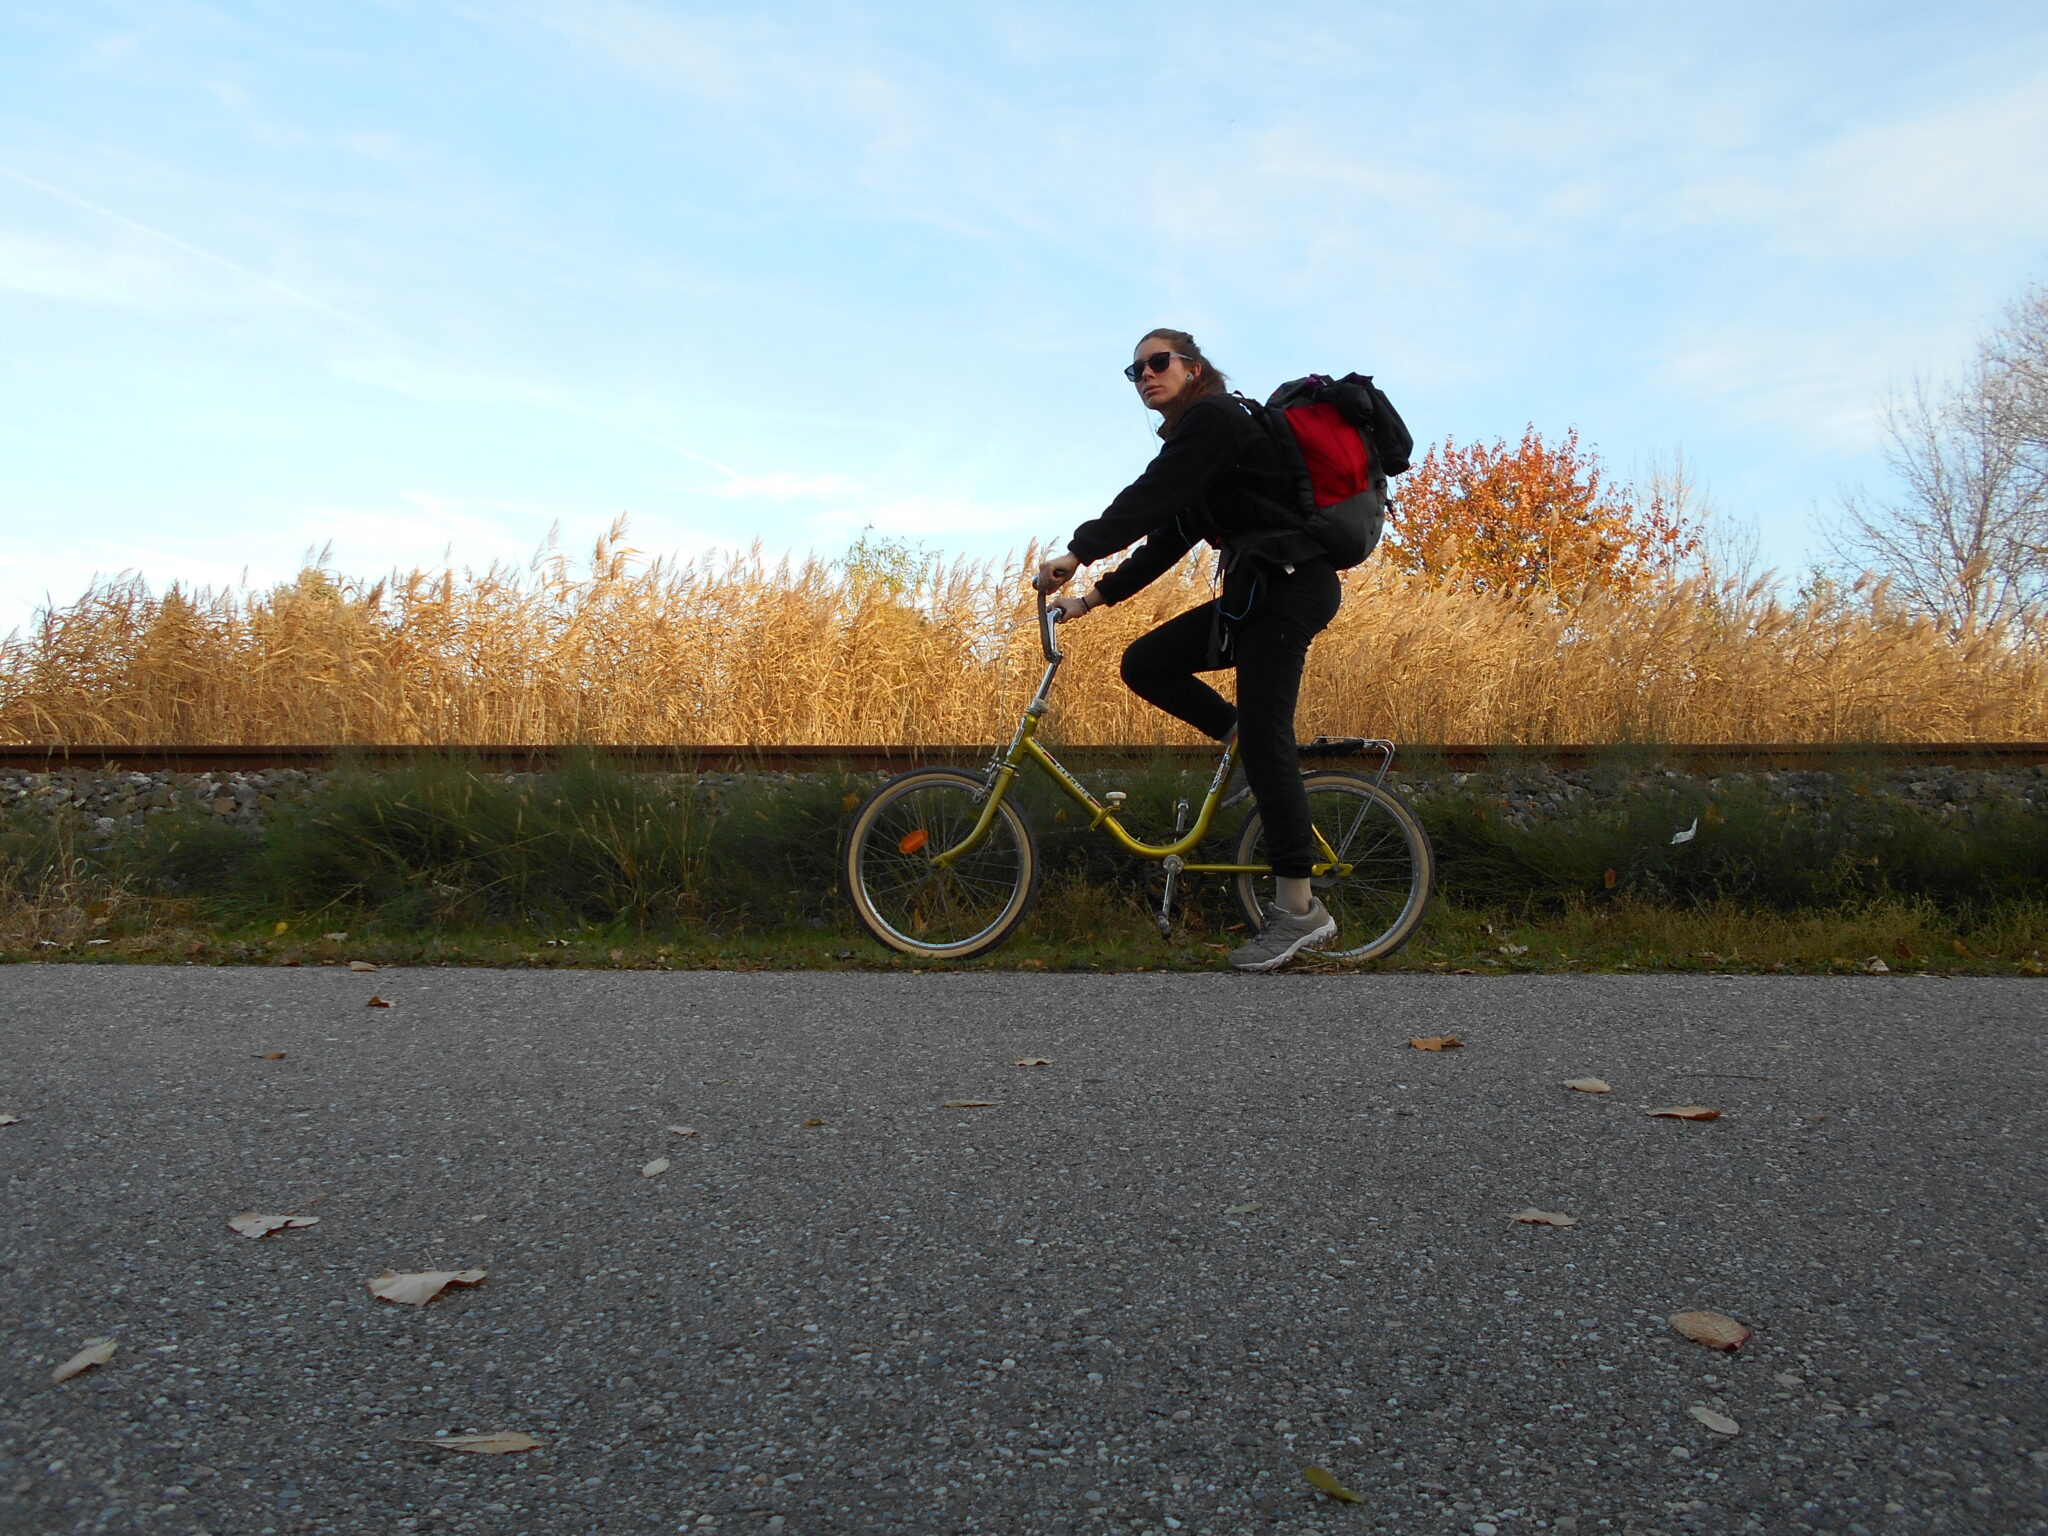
left=4, top=743, right=2047, bottom=772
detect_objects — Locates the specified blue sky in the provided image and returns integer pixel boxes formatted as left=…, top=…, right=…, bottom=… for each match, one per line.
left=3, top=1, right=2047, bottom=636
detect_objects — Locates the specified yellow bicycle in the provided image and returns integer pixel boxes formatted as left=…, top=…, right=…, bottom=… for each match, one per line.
left=843, top=589, right=1434, bottom=962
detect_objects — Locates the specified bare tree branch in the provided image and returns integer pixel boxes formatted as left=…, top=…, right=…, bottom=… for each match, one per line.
left=1830, top=281, right=2048, bottom=633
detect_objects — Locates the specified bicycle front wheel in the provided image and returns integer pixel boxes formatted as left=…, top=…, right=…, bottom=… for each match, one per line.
left=1232, top=771, right=1434, bottom=962
left=844, top=768, right=1039, bottom=960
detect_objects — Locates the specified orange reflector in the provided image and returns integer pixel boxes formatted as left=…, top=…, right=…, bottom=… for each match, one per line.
left=897, top=828, right=930, bottom=855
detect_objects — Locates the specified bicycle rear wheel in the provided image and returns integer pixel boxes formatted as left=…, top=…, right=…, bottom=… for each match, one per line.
left=1232, top=771, right=1434, bottom=962
left=844, top=768, right=1039, bottom=960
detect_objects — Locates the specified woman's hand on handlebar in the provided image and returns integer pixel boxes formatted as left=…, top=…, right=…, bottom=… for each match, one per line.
left=1048, top=590, right=1094, bottom=621
left=1034, top=552, right=1080, bottom=593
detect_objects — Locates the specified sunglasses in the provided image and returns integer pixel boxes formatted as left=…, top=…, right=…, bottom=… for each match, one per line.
left=1124, top=350, right=1193, bottom=382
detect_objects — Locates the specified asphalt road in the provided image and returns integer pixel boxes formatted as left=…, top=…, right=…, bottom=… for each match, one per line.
left=2, top=967, right=2043, bottom=1536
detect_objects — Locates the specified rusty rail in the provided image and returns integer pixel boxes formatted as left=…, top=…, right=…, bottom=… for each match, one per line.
left=3, top=743, right=2047, bottom=773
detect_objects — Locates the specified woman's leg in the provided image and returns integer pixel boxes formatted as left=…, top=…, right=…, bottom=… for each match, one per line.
left=1231, top=564, right=1342, bottom=883
left=1119, top=601, right=1239, bottom=740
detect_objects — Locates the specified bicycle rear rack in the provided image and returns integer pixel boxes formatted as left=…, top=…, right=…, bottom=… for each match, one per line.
left=1303, top=735, right=1397, bottom=795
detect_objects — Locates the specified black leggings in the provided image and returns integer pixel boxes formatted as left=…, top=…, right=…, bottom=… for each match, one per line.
left=1119, top=561, right=1342, bottom=879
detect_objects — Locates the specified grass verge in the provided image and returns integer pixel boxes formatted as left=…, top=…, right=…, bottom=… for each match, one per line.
left=2, top=755, right=2044, bottom=975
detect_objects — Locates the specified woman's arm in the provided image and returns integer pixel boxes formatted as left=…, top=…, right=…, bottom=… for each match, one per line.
left=1090, top=518, right=1198, bottom=606
left=1066, top=399, right=1248, bottom=564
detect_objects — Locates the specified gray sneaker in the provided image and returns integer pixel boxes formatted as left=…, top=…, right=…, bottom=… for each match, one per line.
left=1228, top=899, right=1338, bottom=972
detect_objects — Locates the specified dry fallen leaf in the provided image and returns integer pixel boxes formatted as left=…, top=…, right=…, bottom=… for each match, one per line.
left=1649, top=1105, right=1721, bottom=1120
left=228, top=1212, right=321, bottom=1239
left=639, top=1157, right=670, bottom=1178
left=253, top=1051, right=287, bottom=1060
left=402, top=1431, right=545, bottom=1455
left=1224, top=1202, right=1262, bottom=1215
left=1508, top=1208, right=1578, bottom=1226
left=1409, top=1035, right=1463, bottom=1051
left=840, top=792, right=860, bottom=813
left=52, top=1337, right=117, bottom=1383
left=368, top=1269, right=486, bottom=1306
left=0, top=1113, right=20, bottom=1126
left=1603, top=867, right=1618, bottom=889
left=944, top=1099, right=1001, bottom=1108
left=1562, top=1077, right=1612, bottom=1093
left=1669, top=1311, right=1752, bottom=1352
left=1860, top=956, right=1890, bottom=975
left=666, top=1125, right=699, bottom=1137
left=1012, top=1057, right=1053, bottom=1067
left=348, top=960, right=379, bottom=972
left=1689, top=1404, right=1740, bottom=1436
left=801, top=1117, right=827, bottom=1128
left=1303, top=1464, right=1362, bottom=1503
left=272, top=919, right=290, bottom=935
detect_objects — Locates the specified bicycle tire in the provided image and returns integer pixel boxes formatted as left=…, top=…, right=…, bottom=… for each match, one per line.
left=844, top=768, right=1039, bottom=960
left=1232, top=771, right=1434, bottom=962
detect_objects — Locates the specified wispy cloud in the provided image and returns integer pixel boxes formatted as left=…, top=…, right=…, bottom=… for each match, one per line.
left=1656, top=68, right=2048, bottom=257
left=514, top=0, right=757, bottom=99
left=0, top=231, right=199, bottom=306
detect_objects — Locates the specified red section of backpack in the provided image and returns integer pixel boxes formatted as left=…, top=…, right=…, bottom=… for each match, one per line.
left=1283, top=402, right=1372, bottom=507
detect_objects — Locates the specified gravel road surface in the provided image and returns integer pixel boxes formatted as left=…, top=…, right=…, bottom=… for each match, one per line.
left=2, top=968, right=2043, bottom=1536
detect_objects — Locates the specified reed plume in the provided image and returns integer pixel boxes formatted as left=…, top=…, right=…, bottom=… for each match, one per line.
left=4, top=521, right=2041, bottom=746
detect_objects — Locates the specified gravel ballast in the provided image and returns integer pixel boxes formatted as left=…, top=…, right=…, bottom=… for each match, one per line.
left=3, top=763, right=2045, bottom=839
left=2, top=969, right=2043, bottom=1535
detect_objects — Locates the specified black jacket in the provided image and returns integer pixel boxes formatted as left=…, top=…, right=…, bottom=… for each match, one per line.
left=1066, top=395, right=1323, bottom=607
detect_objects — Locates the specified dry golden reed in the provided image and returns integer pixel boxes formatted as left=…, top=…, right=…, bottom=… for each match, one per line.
left=3, top=523, right=2042, bottom=746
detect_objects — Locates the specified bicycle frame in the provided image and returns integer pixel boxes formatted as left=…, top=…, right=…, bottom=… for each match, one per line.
left=930, top=591, right=1349, bottom=879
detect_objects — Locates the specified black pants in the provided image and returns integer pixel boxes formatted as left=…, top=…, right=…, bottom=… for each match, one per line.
left=1119, top=561, right=1342, bottom=879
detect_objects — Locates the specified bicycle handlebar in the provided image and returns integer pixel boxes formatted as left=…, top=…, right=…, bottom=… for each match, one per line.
left=1036, top=586, right=1066, bottom=662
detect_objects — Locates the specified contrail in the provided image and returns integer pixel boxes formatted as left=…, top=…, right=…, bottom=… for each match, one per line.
left=0, top=161, right=401, bottom=339
left=0, top=161, right=753, bottom=484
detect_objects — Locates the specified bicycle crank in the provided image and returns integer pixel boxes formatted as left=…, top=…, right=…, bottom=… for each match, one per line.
left=1155, top=854, right=1185, bottom=936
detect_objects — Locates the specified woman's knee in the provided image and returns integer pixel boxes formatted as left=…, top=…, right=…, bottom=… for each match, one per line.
left=1120, top=636, right=1172, bottom=695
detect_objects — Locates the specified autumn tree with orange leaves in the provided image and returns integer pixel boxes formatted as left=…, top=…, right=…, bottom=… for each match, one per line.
left=1382, top=426, right=1699, bottom=597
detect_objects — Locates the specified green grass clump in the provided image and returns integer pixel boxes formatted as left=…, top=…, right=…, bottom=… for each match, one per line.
left=1415, top=773, right=2048, bottom=915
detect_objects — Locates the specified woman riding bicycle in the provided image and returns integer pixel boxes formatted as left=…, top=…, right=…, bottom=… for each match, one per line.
left=1036, top=329, right=1349, bottom=973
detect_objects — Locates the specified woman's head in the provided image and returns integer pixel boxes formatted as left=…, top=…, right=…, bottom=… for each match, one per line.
left=1130, top=329, right=1228, bottom=434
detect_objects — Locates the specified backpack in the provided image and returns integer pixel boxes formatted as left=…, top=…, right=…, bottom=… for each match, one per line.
left=1242, top=373, right=1413, bottom=569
